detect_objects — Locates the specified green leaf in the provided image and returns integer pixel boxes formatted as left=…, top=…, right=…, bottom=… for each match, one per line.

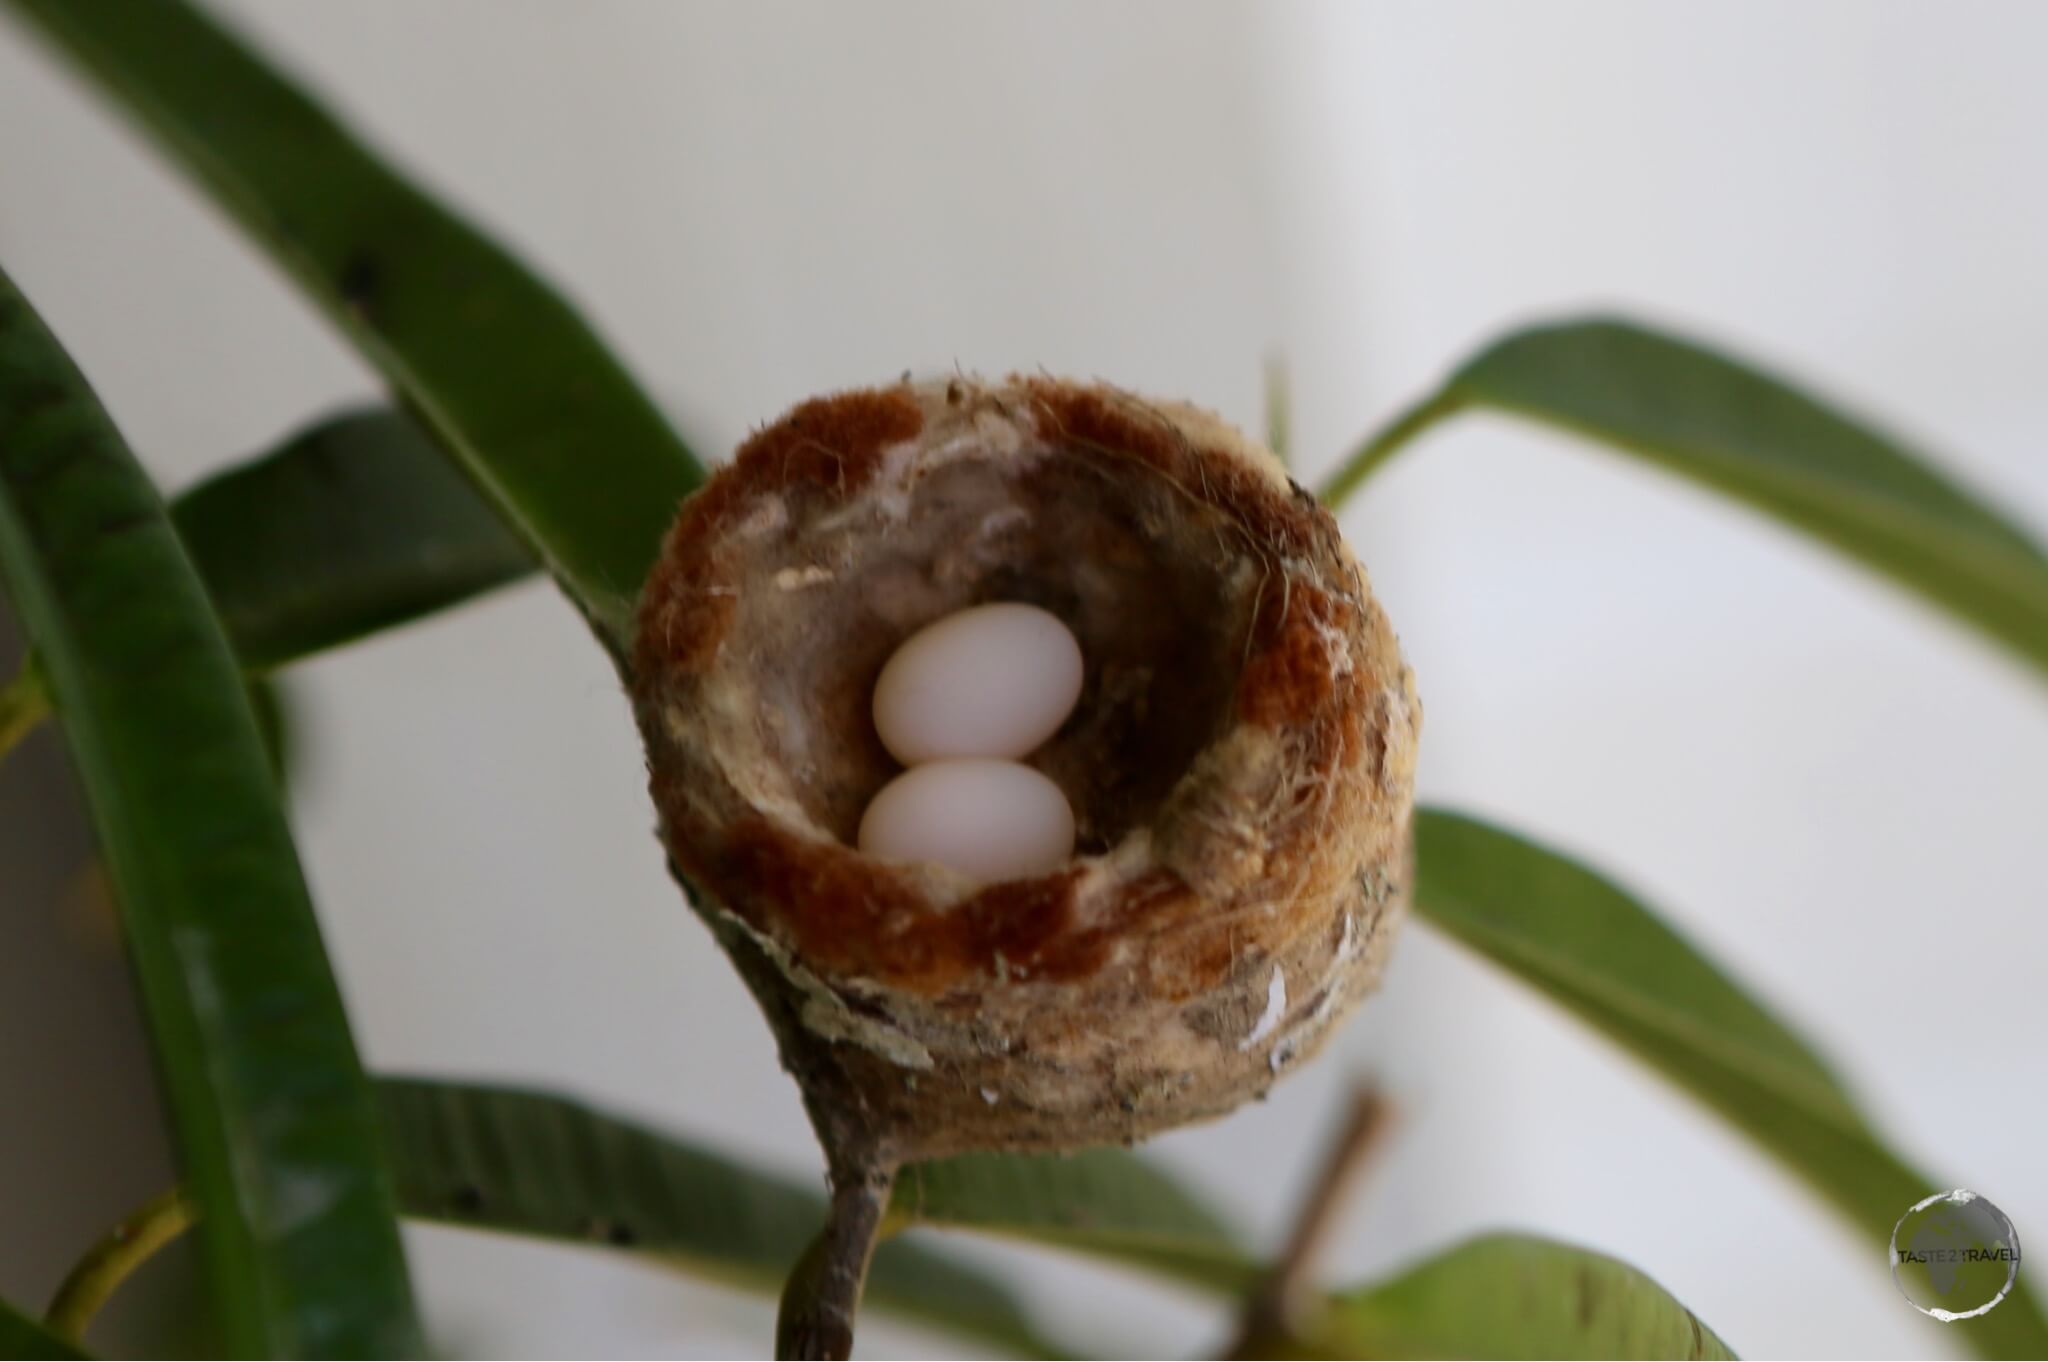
left=1264, top=354, right=1292, bottom=471
left=1291, top=1233, right=1734, bottom=1360
left=172, top=409, right=534, bottom=673
left=0, top=660, right=47, bottom=762
left=9, top=0, right=705, bottom=658
left=1421, top=809, right=1864, bottom=1125
left=375, top=1076, right=1258, bottom=1350
left=1320, top=317, right=2048, bottom=678
left=0, top=267, right=420, bottom=1357
left=1413, top=808, right=2048, bottom=1359
left=375, top=1077, right=1061, bottom=1358
left=0, top=1299, right=86, bottom=1361
left=893, top=1149, right=1259, bottom=1293
left=245, top=675, right=297, bottom=787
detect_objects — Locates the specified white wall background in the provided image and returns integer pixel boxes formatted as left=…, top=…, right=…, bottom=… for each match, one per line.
left=2, top=2, right=2044, bottom=1357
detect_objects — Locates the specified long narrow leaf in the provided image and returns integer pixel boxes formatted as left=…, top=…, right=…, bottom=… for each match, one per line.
left=893, top=1150, right=1257, bottom=1293
left=0, top=268, right=420, bottom=1356
left=173, top=408, right=533, bottom=672
left=375, top=1077, right=1060, bottom=1358
left=8, top=0, right=704, bottom=657
left=1321, top=317, right=2048, bottom=678
left=1413, top=807, right=2048, bottom=1359
left=1286, top=1233, right=1735, bottom=1360
left=0, top=1300, right=84, bottom=1362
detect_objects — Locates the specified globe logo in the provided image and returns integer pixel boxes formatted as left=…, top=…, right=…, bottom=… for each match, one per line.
left=1890, top=1190, right=2022, bottom=1321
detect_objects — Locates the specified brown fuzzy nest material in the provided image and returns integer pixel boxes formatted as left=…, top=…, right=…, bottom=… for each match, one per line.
left=633, top=376, right=1419, bottom=1168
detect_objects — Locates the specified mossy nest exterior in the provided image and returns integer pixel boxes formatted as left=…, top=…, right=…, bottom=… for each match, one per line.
left=633, top=376, right=1419, bottom=1166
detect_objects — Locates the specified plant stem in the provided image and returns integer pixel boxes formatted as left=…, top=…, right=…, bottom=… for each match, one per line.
left=1316, top=389, right=1465, bottom=509
left=1264, top=353, right=1293, bottom=471
left=0, top=660, right=50, bottom=762
left=1237, top=1085, right=1396, bottom=1346
left=775, top=1158, right=898, bottom=1361
left=45, top=1187, right=196, bottom=1345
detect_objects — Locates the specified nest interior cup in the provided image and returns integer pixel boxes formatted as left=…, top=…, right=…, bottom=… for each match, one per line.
left=633, top=376, right=1419, bottom=1163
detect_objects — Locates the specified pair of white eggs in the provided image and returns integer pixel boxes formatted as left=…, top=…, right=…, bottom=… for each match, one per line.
left=857, top=603, right=1083, bottom=883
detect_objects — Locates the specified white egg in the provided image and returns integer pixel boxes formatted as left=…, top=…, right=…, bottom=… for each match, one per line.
left=872, top=603, right=1084, bottom=764
left=857, top=760, right=1076, bottom=884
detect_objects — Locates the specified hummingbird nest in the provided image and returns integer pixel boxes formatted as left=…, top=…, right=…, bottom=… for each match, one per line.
left=632, top=375, right=1420, bottom=1171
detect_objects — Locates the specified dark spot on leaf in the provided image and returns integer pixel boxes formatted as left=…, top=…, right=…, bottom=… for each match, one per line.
left=449, top=1183, right=485, bottom=1214
left=90, top=506, right=159, bottom=540
left=339, top=252, right=381, bottom=320
left=12, top=377, right=69, bottom=419
left=1688, top=1311, right=1704, bottom=1358
left=575, top=1216, right=639, bottom=1247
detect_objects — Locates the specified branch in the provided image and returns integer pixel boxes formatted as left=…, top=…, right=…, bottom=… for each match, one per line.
left=775, top=1157, right=899, bottom=1360
left=45, top=1187, right=195, bottom=1345
left=1234, top=1085, right=1395, bottom=1348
